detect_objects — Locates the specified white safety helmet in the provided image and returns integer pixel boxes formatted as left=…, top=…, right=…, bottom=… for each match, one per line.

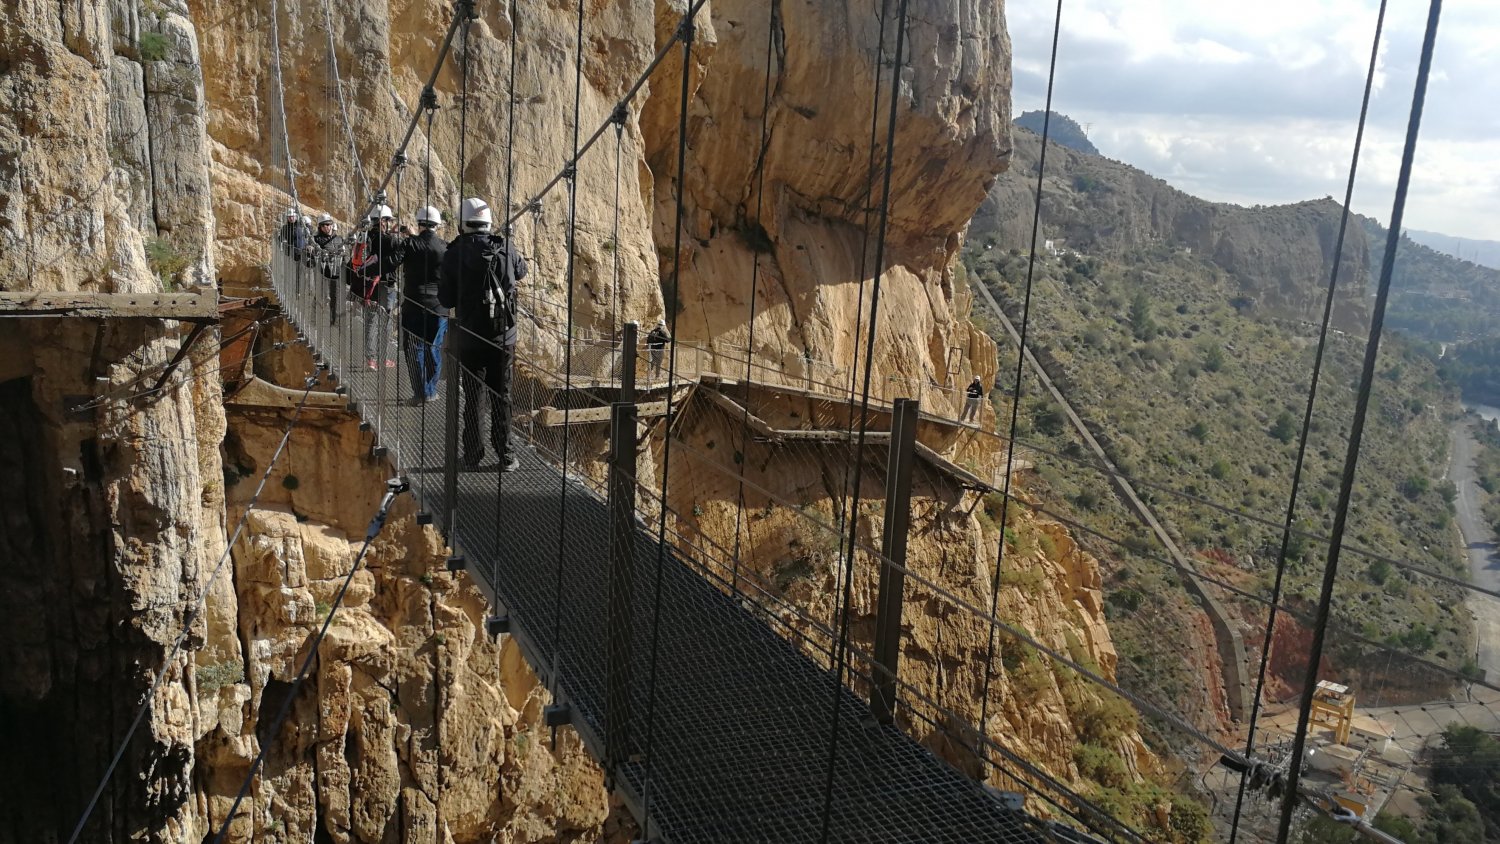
left=375, top=204, right=394, bottom=220
left=317, top=213, right=335, bottom=226
left=284, top=208, right=298, bottom=221
left=300, top=214, right=311, bottom=226
left=416, top=205, right=442, bottom=227
left=460, top=197, right=492, bottom=229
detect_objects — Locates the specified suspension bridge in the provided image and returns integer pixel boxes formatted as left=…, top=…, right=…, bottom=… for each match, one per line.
left=54, top=0, right=1468, bottom=840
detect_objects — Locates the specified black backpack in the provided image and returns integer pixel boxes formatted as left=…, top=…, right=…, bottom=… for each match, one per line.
left=476, top=237, right=516, bottom=338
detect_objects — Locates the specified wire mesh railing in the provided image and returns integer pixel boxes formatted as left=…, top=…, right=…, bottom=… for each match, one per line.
left=267, top=237, right=1104, bottom=842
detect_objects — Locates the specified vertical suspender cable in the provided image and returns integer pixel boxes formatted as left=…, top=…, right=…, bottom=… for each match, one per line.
left=504, top=0, right=519, bottom=232
left=550, top=0, right=587, bottom=695
left=268, top=0, right=298, bottom=205
left=831, top=0, right=889, bottom=564
left=729, top=0, right=779, bottom=582
left=641, top=9, right=698, bottom=837
left=1227, top=2, right=1389, bottom=840
left=1274, top=2, right=1444, bottom=840
left=976, top=0, right=1063, bottom=777
left=611, top=114, right=624, bottom=339
left=321, top=0, right=369, bottom=205
left=818, top=1, right=909, bottom=839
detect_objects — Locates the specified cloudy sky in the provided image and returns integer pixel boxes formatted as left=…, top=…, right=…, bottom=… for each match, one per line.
left=1008, top=0, right=1499, bottom=240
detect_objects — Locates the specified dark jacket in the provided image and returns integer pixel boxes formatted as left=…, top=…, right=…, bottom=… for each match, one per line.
left=312, top=231, right=344, bottom=279
left=362, top=227, right=407, bottom=284
left=966, top=379, right=984, bottom=399
left=646, top=325, right=670, bottom=350
left=401, top=229, right=447, bottom=339
left=439, top=231, right=528, bottom=348
left=278, top=221, right=305, bottom=256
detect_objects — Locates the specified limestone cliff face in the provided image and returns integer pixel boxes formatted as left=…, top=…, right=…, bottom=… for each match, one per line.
left=669, top=396, right=1158, bottom=798
left=1, top=0, right=1158, bottom=837
left=199, top=0, right=1011, bottom=397
left=198, top=406, right=631, bottom=842
left=0, top=1, right=221, bottom=840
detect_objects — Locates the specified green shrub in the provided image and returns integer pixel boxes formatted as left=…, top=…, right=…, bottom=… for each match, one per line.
left=144, top=236, right=189, bottom=289
left=1074, top=742, right=1129, bottom=788
left=138, top=31, right=170, bottom=62
left=196, top=659, right=243, bottom=692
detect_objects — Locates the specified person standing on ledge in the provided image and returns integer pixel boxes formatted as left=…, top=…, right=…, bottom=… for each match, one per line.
left=962, top=375, right=985, bottom=423
left=440, top=197, right=529, bottom=472
left=646, top=320, right=670, bottom=378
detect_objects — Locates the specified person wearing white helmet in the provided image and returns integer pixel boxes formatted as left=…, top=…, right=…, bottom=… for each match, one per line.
left=278, top=207, right=305, bottom=257
left=352, top=203, right=408, bottom=369
left=311, top=213, right=344, bottom=325
left=399, top=205, right=448, bottom=403
left=439, top=197, right=529, bottom=471
left=297, top=215, right=316, bottom=268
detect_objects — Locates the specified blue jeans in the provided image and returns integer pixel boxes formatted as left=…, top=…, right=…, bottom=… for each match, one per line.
left=406, top=317, right=446, bottom=400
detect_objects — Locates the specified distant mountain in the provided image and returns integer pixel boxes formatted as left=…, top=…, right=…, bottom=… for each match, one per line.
left=1013, top=110, right=1100, bottom=156
left=1361, top=216, right=1500, bottom=343
left=973, top=126, right=1371, bottom=329
left=1404, top=229, right=1500, bottom=272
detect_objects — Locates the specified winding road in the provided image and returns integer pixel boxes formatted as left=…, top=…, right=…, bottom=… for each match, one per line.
left=1448, top=417, right=1500, bottom=677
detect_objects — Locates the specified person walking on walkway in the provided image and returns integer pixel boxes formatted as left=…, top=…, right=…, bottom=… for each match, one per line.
left=278, top=208, right=305, bottom=256
left=646, top=320, right=670, bottom=379
left=351, top=205, right=407, bottom=369
left=440, top=197, right=529, bottom=472
left=311, top=214, right=344, bottom=325
left=961, top=375, right=985, bottom=423
left=401, top=205, right=447, bottom=403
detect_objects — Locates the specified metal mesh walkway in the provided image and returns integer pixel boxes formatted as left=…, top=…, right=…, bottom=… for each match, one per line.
left=270, top=253, right=1049, bottom=843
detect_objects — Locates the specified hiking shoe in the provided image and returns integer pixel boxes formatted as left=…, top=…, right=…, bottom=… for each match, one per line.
left=366, top=358, right=378, bottom=370
left=385, top=359, right=397, bottom=368
left=501, top=455, right=520, bottom=473
left=463, top=452, right=484, bottom=469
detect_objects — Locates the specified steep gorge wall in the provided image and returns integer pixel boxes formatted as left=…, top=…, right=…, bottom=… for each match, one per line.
left=0, top=0, right=1169, bottom=837
left=0, top=0, right=222, bottom=840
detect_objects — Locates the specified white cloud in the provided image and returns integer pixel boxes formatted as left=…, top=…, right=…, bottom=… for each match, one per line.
left=1008, top=0, right=1500, bottom=239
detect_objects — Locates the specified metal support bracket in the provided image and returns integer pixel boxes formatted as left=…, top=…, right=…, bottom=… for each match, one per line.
left=485, top=614, right=510, bottom=637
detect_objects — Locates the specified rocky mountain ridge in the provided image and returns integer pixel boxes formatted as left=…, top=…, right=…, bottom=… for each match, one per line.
left=974, top=126, right=1373, bottom=331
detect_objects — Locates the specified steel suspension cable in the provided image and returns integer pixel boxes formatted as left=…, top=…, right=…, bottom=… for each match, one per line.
left=321, top=0, right=369, bottom=204
left=549, top=0, right=587, bottom=701
left=354, top=2, right=467, bottom=225
left=825, top=0, right=889, bottom=623
left=977, top=0, right=1064, bottom=775
left=64, top=380, right=318, bottom=844
left=610, top=115, right=624, bottom=338
left=499, top=0, right=712, bottom=233
left=1228, top=2, right=1390, bottom=839
left=729, top=2, right=779, bottom=575
left=640, top=10, right=698, bottom=837
left=210, top=479, right=408, bottom=844
left=818, top=1, right=910, bottom=839
left=267, top=0, right=298, bottom=205
left=1275, top=2, right=1445, bottom=839
left=504, top=0, right=519, bottom=232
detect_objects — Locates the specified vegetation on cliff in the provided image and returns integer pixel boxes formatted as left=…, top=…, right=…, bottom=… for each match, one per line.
left=1366, top=215, right=1500, bottom=344
left=1014, top=110, right=1100, bottom=155
left=963, top=122, right=1472, bottom=739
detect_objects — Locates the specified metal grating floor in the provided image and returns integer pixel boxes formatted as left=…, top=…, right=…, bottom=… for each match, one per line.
left=276, top=271, right=1049, bottom=843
